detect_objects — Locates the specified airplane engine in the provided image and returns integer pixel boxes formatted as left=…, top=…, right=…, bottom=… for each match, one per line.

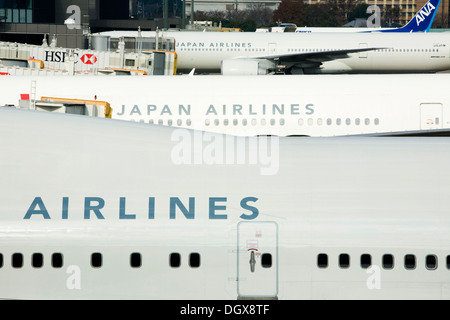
left=221, top=59, right=277, bottom=75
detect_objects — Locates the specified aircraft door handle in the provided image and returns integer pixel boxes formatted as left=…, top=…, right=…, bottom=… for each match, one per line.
left=249, top=251, right=256, bottom=273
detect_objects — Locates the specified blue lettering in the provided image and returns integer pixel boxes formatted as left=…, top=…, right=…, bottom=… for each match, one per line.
left=209, top=197, right=228, bottom=220
left=161, top=105, right=172, bottom=115
left=84, top=197, right=105, bottom=220
left=148, top=197, right=155, bottom=219
left=206, top=105, right=218, bottom=115
left=130, top=105, right=142, bottom=116
left=170, top=197, right=195, bottom=219
left=305, top=103, right=314, bottom=115
left=24, top=197, right=51, bottom=219
left=147, top=105, right=157, bottom=115
left=62, top=197, right=69, bottom=219
left=119, top=197, right=136, bottom=219
left=240, top=197, right=259, bottom=220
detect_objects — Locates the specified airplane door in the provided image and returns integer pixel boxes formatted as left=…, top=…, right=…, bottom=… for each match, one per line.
left=359, top=43, right=368, bottom=58
left=420, top=103, right=443, bottom=130
left=237, top=221, right=278, bottom=299
left=268, top=43, right=277, bottom=55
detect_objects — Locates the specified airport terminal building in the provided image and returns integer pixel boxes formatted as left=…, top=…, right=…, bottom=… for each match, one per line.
left=0, top=0, right=183, bottom=48
left=0, top=0, right=448, bottom=49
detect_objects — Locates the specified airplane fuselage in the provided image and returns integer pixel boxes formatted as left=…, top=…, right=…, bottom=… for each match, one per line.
left=1, top=107, right=450, bottom=299
left=98, top=31, right=450, bottom=74
left=2, top=74, right=450, bottom=137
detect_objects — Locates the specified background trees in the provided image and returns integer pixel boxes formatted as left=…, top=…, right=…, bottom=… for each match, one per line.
left=194, top=0, right=402, bottom=31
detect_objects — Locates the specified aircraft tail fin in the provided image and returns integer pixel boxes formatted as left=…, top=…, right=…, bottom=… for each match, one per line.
left=388, top=0, right=441, bottom=32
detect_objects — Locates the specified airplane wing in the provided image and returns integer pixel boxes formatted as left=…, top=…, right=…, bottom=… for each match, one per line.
left=259, top=47, right=382, bottom=66
left=222, top=47, right=385, bottom=74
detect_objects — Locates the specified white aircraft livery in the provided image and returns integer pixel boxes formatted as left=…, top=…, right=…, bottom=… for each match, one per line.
left=97, top=25, right=450, bottom=74
left=1, top=107, right=450, bottom=300
left=2, top=74, right=450, bottom=137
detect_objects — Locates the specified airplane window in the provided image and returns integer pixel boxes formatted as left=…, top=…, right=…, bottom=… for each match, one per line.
left=32, top=253, right=44, bottom=268
left=170, top=253, right=181, bottom=268
left=91, top=253, right=102, bottom=268
left=336, top=118, right=341, bottom=126
left=307, top=118, right=313, bottom=126
left=298, top=118, right=304, bottom=126
left=339, top=253, right=350, bottom=268
left=345, top=118, right=351, bottom=126
left=365, top=118, right=370, bottom=125
left=270, top=119, right=275, bottom=126
left=177, top=119, right=182, bottom=126
left=426, top=255, right=437, bottom=270
left=224, top=119, right=229, bottom=126
left=374, top=118, right=380, bottom=125
left=12, top=253, right=23, bottom=269
left=158, top=119, right=163, bottom=125
left=446, top=256, right=450, bottom=269
left=327, top=118, right=332, bottom=126
left=205, top=119, right=210, bottom=126
left=168, top=119, right=173, bottom=127
left=243, top=119, right=248, bottom=126
left=404, top=254, right=416, bottom=270
left=233, top=119, right=238, bottom=126
left=361, top=254, right=371, bottom=269
left=214, top=119, right=219, bottom=126
left=52, top=253, right=63, bottom=268
left=280, top=119, right=285, bottom=126
left=382, top=254, right=394, bottom=269
left=251, top=119, right=257, bottom=126
left=186, top=119, right=192, bottom=126
left=261, top=253, right=272, bottom=268
left=355, top=118, right=360, bottom=125
left=317, top=118, right=322, bottom=126
left=0, top=253, right=3, bottom=268
left=317, top=253, right=328, bottom=268
left=130, top=253, right=142, bottom=268
left=189, top=253, right=201, bottom=268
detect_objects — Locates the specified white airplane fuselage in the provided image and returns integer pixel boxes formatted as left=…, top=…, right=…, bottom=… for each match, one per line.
left=1, top=107, right=450, bottom=299
left=2, top=74, right=450, bottom=137
left=98, top=31, right=450, bottom=74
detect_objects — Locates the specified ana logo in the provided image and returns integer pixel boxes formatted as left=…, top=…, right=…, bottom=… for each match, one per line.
left=416, top=2, right=436, bottom=26
left=80, top=54, right=98, bottom=65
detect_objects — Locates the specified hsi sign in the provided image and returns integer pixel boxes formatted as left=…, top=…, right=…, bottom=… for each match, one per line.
left=24, top=196, right=259, bottom=220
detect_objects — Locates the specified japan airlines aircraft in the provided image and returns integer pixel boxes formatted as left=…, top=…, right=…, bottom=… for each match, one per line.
left=292, top=0, right=440, bottom=33
left=1, top=107, right=450, bottom=300
left=97, top=21, right=450, bottom=74
left=2, top=74, right=450, bottom=137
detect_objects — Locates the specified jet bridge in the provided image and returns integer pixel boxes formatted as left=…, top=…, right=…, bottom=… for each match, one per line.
left=17, top=96, right=112, bottom=118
